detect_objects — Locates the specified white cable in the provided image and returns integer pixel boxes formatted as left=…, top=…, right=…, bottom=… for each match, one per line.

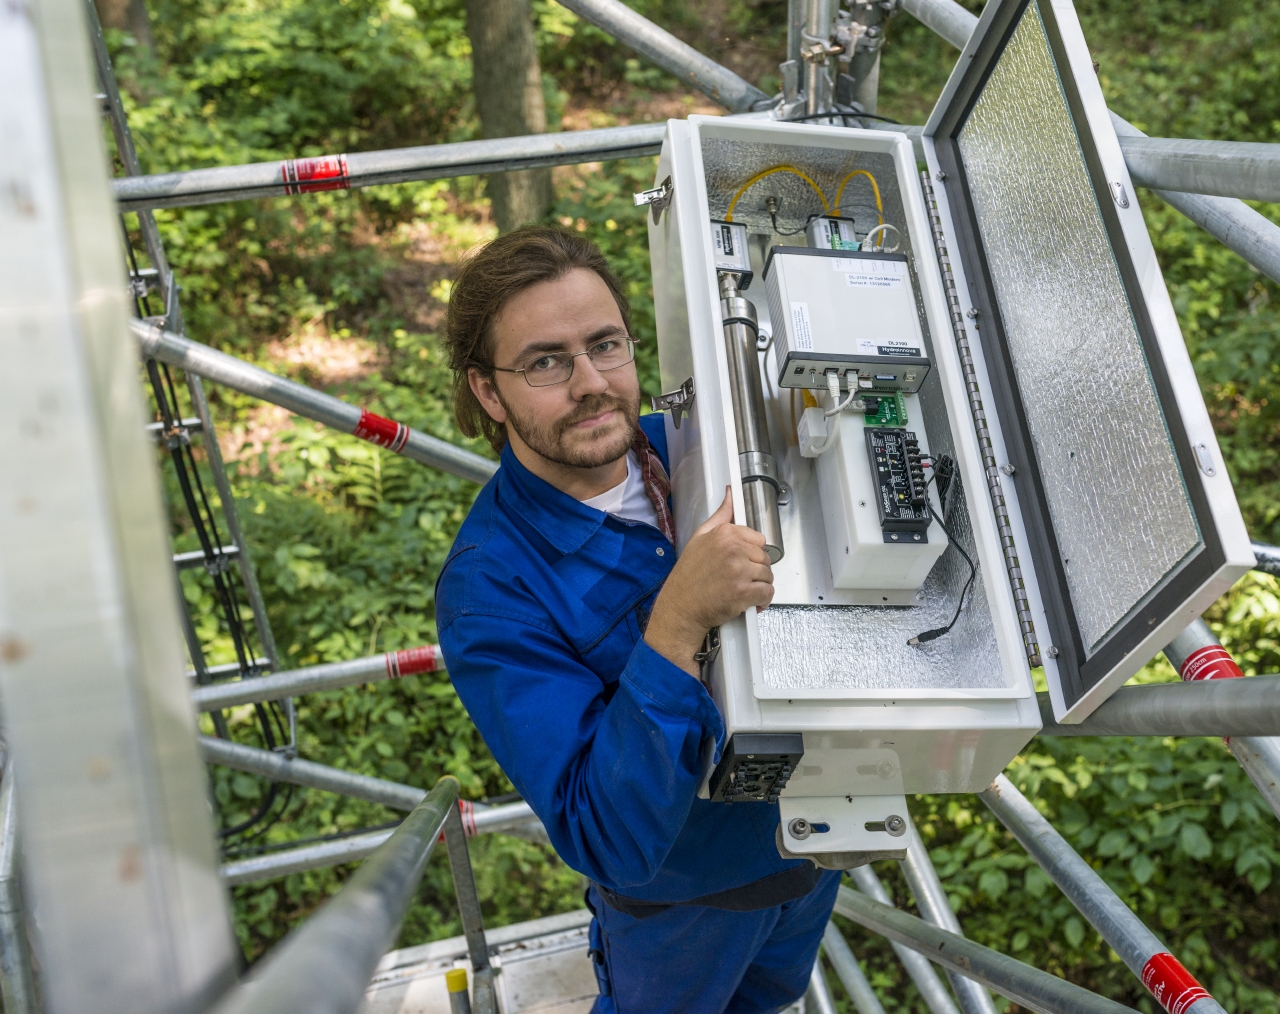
left=814, top=374, right=857, bottom=455
left=862, top=223, right=902, bottom=253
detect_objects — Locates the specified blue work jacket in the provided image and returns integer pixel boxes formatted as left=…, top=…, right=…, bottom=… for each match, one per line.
left=436, top=414, right=808, bottom=903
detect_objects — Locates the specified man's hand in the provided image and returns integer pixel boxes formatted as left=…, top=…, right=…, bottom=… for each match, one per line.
left=645, top=489, right=775, bottom=676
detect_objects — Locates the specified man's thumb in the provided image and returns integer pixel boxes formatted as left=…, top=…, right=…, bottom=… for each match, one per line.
left=696, top=487, right=734, bottom=534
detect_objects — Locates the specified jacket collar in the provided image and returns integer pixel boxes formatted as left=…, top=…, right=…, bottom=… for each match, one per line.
left=495, top=443, right=608, bottom=557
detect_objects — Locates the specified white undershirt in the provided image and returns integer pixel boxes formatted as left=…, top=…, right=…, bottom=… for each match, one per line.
left=580, top=450, right=659, bottom=529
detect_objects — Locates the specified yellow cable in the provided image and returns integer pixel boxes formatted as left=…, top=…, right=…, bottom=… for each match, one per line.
left=833, top=169, right=884, bottom=226
left=725, top=165, right=829, bottom=222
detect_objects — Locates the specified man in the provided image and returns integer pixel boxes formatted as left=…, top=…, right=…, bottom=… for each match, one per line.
left=436, top=227, right=839, bottom=1013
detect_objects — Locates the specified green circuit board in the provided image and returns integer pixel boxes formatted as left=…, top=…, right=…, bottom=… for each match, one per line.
left=863, top=391, right=907, bottom=427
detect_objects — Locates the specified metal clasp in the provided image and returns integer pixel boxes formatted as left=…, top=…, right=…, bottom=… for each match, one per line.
left=651, top=377, right=695, bottom=429
left=633, top=176, right=673, bottom=225
left=693, top=626, right=721, bottom=679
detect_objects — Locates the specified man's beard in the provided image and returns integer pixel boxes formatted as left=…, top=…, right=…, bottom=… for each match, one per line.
left=498, top=390, right=639, bottom=469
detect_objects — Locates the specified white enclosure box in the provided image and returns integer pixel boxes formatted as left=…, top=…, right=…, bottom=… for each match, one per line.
left=646, top=0, right=1252, bottom=862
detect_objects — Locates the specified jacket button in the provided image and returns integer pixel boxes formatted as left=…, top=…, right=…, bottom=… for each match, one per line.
left=656, top=547, right=665, bottom=556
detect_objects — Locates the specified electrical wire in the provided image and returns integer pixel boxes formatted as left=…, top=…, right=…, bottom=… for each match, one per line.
left=862, top=223, right=902, bottom=253
left=783, top=112, right=903, bottom=126
left=908, top=455, right=977, bottom=646
left=725, top=165, right=829, bottom=222
left=833, top=169, right=884, bottom=226
left=121, top=220, right=286, bottom=842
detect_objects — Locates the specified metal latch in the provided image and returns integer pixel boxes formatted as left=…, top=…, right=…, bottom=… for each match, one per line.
left=633, top=176, right=673, bottom=225
left=694, top=626, right=721, bottom=679
left=650, top=377, right=695, bottom=429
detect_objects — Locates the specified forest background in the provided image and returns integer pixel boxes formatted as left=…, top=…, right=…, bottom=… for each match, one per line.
left=99, top=0, right=1280, bottom=1009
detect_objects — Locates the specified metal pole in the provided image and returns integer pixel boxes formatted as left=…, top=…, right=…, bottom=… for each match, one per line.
left=443, top=805, right=497, bottom=1014
left=899, top=823, right=998, bottom=1014
left=131, top=318, right=496, bottom=485
left=84, top=0, right=179, bottom=324
left=833, top=887, right=1134, bottom=1014
left=1033, top=675, right=1280, bottom=738
left=210, top=779, right=459, bottom=1014
left=1251, top=540, right=1280, bottom=576
left=192, top=645, right=445, bottom=712
left=1118, top=136, right=1280, bottom=203
left=1110, top=114, right=1280, bottom=287
left=220, top=800, right=544, bottom=885
left=552, top=0, right=770, bottom=112
left=822, top=922, right=887, bottom=1014
left=901, top=0, right=1280, bottom=287
left=114, top=123, right=667, bottom=212
left=980, top=775, right=1225, bottom=1014
left=202, top=736, right=424, bottom=810
left=803, top=0, right=834, bottom=116
left=1, top=0, right=241, bottom=1005
left=848, top=866, right=960, bottom=1014
left=806, top=954, right=839, bottom=1014
left=1163, top=621, right=1280, bottom=819
left=0, top=769, right=38, bottom=1014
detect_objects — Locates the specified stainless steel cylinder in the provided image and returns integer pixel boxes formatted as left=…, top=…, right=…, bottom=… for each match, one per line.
left=720, top=274, right=784, bottom=563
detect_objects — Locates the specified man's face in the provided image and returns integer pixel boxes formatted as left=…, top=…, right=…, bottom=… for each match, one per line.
left=470, top=268, right=641, bottom=470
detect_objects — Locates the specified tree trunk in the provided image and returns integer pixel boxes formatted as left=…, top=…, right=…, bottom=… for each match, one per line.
left=94, top=0, right=152, bottom=48
left=465, top=0, right=554, bottom=233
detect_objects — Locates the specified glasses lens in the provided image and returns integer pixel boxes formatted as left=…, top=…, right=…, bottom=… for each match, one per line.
left=589, top=337, right=635, bottom=371
left=523, top=353, right=574, bottom=388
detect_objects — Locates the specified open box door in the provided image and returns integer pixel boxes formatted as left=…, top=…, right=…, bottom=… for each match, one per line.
left=922, top=0, right=1254, bottom=721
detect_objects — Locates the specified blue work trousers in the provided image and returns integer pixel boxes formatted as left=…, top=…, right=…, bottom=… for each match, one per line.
left=586, top=870, right=841, bottom=1014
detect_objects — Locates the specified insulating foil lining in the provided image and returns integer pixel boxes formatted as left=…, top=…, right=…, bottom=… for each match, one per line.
left=700, top=137, right=911, bottom=261
left=956, top=2, right=1200, bottom=654
left=759, top=361, right=1004, bottom=693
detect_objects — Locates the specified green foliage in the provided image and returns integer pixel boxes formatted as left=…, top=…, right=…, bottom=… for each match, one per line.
left=108, top=0, right=1280, bottom=1003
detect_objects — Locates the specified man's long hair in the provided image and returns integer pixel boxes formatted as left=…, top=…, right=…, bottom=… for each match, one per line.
left=444, top=227, right=633, bottom=453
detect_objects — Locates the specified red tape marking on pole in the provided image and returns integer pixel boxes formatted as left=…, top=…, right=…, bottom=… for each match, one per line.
left=384, top=645, right=444, bottom=679
left=1142, top=952, right=1211, bottom=1014
left=438, top=800, right=477, bottom=841
left=280, top=154, right=350, bottom=195
left=1178, top=644, right=1244, bottom=682
left=354, top=410, right=410, bottom=453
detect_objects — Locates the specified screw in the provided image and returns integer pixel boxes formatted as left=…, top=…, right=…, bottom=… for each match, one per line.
left=1001, top=463, right=1016, bottom=476
left=1047, top=645, right=1060, bottom=658
left=788, top=818, right=811, bottom=840
left=935, top=169, right=946, bottom=181
left=885, top=814, right=906, bottom=836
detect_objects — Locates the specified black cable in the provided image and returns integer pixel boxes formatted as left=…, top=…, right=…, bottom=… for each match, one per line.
left=908, top=455, right=977, bottom=647
left=783, top=111, right=903, bottom=126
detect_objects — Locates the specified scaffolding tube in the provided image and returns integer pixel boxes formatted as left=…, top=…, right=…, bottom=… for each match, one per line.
left=806, top=955, right=839, bottom=1014
left=821, top=922, right=887, bottom=1014
left=1163, top=620, right=1280, bottom=819
left=554, top=0, right=771, bottom=112
left=0, top=769, right=37, bottom=1014
left=1120, top=136, right=1280, bottom=204
left=442, top=804, right=498, bottom=1014
left=900, top=823, right=998, bottom=1014
left=191, top=645, right=445, bottom=712
left=980, top=775, right=1225, bottom=1014
left=115, top=123, right=667, bottom=212
left=1034, top=675, right=1280, bottom=738
left=848, top=866, right=960, bottom=1014
left=220, top=799, right=543, bottom=885
left=902, top=0, right=1280, bottom=286
left=211, top=778, right=459, bottom=1014
left=131, top=318, right=496, bottom=485
left=1251, top=540, right=1280, bottom=576
left=833, top=886, right=1134, bottom=1014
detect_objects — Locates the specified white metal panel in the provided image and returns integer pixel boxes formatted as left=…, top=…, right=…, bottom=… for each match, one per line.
left=0, top=0, right=238, bottom=1009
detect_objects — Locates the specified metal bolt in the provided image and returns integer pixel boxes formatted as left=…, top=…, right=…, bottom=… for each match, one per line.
left=965, top=307, right=980, bottom=318
left=885, top=814, right=906, bottom=837
left=1047, top=645, right=1060, bottom=658
left=787, top=818, right=811, bottom=840
left=1001, top=463, right=1016, bottom=476
left=934, top=169, right=946, bottom=181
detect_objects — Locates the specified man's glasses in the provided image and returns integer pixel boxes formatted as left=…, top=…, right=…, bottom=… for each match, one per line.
left=492, top=336, right=639, bottom=388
